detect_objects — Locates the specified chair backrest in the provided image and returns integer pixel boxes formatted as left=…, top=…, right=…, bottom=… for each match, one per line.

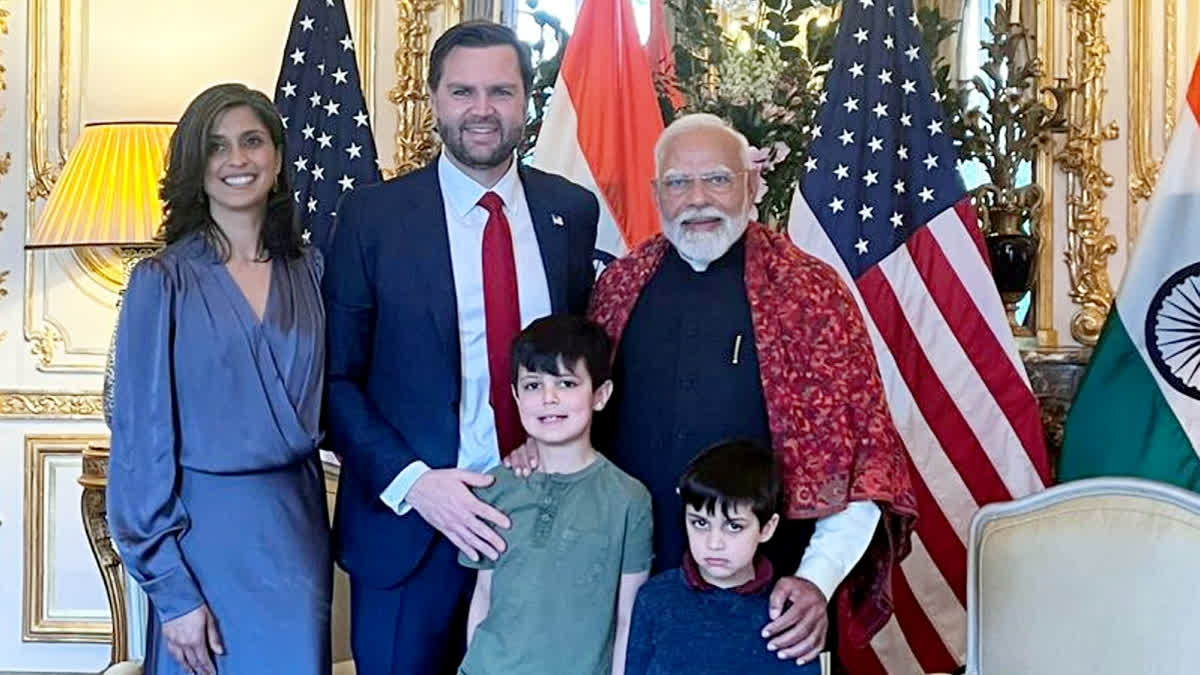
left=967, top=477, right=1200, bottom=675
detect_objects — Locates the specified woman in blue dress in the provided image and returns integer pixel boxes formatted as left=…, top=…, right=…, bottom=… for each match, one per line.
left=107, top=83, right=330, bottom=675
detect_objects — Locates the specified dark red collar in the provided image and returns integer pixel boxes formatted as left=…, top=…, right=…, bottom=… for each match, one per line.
left=682, top=552, right=774, bottom=595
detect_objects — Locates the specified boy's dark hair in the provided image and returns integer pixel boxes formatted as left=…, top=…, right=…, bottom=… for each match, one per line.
left=427, top=20, right=534, bottom=97
left=510, top=315, right=612, bottom=387
left=678, top=441, right=781, bottom=527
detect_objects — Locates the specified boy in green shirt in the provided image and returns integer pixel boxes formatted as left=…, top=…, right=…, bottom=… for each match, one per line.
left=458, top=315, right=654, bottom=675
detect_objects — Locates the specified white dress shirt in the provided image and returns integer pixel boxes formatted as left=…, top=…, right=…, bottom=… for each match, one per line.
left=797, top=500, right=881, bottom=601
left=380, top=155, right=552, bottom=514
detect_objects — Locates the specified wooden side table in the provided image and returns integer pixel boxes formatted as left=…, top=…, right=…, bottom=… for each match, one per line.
left=78, top=440, right=129, bottom=668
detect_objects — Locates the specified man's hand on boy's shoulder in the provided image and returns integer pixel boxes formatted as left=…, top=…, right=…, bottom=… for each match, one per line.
left=762, top=576, right=828, bottom=666
left=502, top=438, right=541, bottom=478
left=407, top=468, right=513, bottom=563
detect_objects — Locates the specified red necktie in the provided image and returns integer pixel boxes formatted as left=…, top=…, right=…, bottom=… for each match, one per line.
left=479, top=191, right=526, bottom=457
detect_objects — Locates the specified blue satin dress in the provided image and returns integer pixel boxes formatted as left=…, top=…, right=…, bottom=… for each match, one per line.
left=107, top=233, right=331, bottom=674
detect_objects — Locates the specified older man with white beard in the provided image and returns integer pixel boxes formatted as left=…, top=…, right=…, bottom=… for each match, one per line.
left=584, top=114, right=918, bottom=669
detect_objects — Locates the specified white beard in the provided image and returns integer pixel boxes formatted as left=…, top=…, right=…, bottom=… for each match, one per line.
left=663, top=206, right=751, bottom=271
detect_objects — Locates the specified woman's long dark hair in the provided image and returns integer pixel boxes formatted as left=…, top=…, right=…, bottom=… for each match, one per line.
left=159, top=83, right=302, bottom=260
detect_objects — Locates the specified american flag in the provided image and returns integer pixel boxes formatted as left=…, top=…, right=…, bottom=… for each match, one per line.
left=787, top=0, right=1051, bottom=672
left=274, top=0, right=380, bottom=255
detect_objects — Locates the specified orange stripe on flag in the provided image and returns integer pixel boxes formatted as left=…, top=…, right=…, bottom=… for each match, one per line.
left=646, top=0, right=685, bottom=110
left=560, top=0, right=664, bottom=249
left=1189, top=53, right=1200, bottom=124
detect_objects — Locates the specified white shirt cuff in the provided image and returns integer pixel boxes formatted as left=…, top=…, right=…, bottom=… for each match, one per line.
left=795, top=500, right=882, bottom=602
left=379, top=461, right=432, bottom=516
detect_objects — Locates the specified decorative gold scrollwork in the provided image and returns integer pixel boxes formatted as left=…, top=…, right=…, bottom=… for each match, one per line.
left=0, top=391, right=104, bottom=418
left=28, top=324, right=64, bottom=368
left=1056, top=0, right=1119, bottom=346
left=390, top=0, right=442, bottom=176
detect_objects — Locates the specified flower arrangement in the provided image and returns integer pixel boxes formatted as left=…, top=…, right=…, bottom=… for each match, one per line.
left=660, top=0, right=836, bottom=224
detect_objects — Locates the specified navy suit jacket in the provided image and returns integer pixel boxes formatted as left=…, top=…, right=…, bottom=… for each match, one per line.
left=323, top=161, right=599, bottom=587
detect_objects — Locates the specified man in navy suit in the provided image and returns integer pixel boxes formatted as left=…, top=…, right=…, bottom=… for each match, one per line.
left=323, top=20, right=600, bottom=675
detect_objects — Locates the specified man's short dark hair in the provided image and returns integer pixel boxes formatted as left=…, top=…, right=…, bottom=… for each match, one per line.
left=678, top=441, right=781, bottom=527
left=510, top=315, right=612, bottom=388
left=427, top=20, right=534, bottom=97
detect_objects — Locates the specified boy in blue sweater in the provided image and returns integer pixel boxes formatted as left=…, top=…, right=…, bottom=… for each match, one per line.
left=626, top=441, right=823, bottom=674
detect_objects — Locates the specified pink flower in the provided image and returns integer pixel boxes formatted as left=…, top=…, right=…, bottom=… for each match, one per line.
left=748, top=142, right=793, bottom=208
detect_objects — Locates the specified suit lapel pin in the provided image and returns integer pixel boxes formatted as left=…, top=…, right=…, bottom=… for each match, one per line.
left=551, top=213, right=565, bottom=227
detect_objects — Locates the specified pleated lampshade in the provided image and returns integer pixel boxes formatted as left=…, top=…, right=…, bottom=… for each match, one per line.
left=27, top=122, right=175, bottom=248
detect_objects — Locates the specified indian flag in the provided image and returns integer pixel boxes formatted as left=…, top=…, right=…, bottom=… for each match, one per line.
left=1059, top=55, right=1200, bottom=488
left=531, top=0, right=664, bottom=259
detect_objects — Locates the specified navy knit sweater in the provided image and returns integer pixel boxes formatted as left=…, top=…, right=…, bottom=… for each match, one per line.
left=626, top=569, right=823, bottom=675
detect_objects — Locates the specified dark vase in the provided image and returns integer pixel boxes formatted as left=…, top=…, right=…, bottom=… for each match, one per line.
left=986, top=232, right=1039, bottom=331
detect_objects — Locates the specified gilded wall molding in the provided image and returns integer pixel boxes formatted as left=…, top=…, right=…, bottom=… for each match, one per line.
left=0, top=390, right=104, bottom=419
left=28, top=321, right=65, bottom=369
left=1034, top=0, right=1058, bottom=346
left=25, top=0, right=62, bottom=203
left=0, top=0, right=8, bottom=94
left=24, top=435, right=114, bottom=644
left=389, top=0, right=462, bottom=176
left=1162, top=0, right=1177, bottom=143
left=1056, top=0, right=1119, bottom=345
left=1127, top=0, right=1180, bottom=249
left=0, top=269, right=7, bottom=345
left=2, top=0, right=9, bottom=346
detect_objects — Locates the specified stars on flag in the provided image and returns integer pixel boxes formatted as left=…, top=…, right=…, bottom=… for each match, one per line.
left=796, top=0, right=963, bottom=273
left=275, top=0, right=381, bottom=253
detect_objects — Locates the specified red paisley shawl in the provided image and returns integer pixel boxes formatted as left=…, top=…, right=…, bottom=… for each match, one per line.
left=587, top=223, right=917, bottom=647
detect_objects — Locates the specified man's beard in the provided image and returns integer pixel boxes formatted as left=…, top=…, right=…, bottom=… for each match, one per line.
left=663, top=205, right=751, bottom=268
left=438, top=114, right=523, bottom=170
